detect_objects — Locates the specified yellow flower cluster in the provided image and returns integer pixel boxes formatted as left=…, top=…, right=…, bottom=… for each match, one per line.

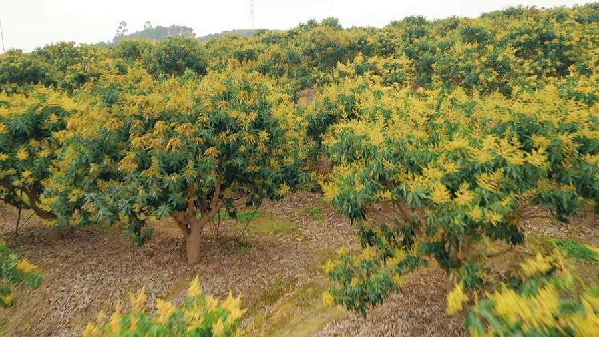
left=521, top=253, right=554, bottom=277
left=16, top=258, right=37, bottom=273
left=447, top=283, right=469, bottom=314
left=83, top=276, right=245, bottom=337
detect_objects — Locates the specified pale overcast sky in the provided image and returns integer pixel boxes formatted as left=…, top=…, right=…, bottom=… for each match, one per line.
left=0, top=0, right=594, bottom=52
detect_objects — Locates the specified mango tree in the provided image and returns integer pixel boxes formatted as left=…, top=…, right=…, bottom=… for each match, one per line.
left=321, top=83, right=598, bottom=314
left=49, top=65, right=305, bottom=264
left=0, top=87, right=77, bottom=225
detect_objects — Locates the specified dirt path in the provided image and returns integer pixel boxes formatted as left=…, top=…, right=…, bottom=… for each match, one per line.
left=1, top=192, right=465, bottom=337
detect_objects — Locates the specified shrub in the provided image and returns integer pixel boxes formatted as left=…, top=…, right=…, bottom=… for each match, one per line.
left=0, top=240, right=43, bottom=307
left=82, top=277, right=244, bottom=337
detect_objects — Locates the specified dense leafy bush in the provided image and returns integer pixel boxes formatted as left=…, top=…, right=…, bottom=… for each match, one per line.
left=46, top=63, right=306, bottom=263
left=465, top=251, right=598, bottom=336
left=0, top=88, right=75, bottom=221
left=322, top=82, right=597, bottom=313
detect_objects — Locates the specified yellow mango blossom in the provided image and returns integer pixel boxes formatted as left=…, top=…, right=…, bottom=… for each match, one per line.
left=521, top=253, right=553, bottom=277
left=129, top=287, right=147, bottom=312
left=454, top=183, right=476, bottom=206
left=108, top=304, right=122, bottom=334
left=38, top=148, right=52, bottom=158
left=378, top=190, right=393, bottom=200
left=476, top=169, right=504, bottom=193
left=430, top=182, right=451, bottom=204
left=156, top=299, right=176, bottom=324
left=118, top=153, right=138, bottom=173
left=489, top=284, right=561, bottom=332
left=1, top=293, right=15, bottom=306
left=206, top=296, right=220, bottom=311
left=386, top=249, right=407, bottom=267
left=129, top=315, right=139, bottom=331
left=16, top=258, right=37, bottom=273
left=323, top=291, right=336, bottom=307
left=392, top=274, right=405, bottom=288
left=188, top=275, right=203, bottom=297
left=278, top=183, right=290, bottom=196
left=468, top=206, right=484, bottom=221
left=212, top=318, right=226, bottom=336
left=222, top=292, right=245, bottom=321
left=360, top=247, right=378, bottom=260
left=422, top=166, right=444, bottom=182
left=204, top=147, right=220, bottom=157
left=337, top=246, right=349, bottom=256
left=82, top=323, right=102, bottom=337
left=526, top=149, right=549, bottom=169
left=323, top=260, right=339, bottom=274
left=486, top=211, right=503, bottom=225
left=185, top=307, right=204, bottom=332
left=569, top=298, right=599, bottom=337
left=447, top=283, right=468, bottom=314
left=16, top=147, right=29, bottom=161
left=532, top=135, right=551, bottom=149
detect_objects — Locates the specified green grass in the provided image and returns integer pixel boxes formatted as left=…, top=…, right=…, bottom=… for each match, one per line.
left=247, top=277, right=346, bottom=337
left=216, top=210, right=262, bottom=222
left=247, top=216, right=299, bottom=235
left=222, top=212, right=301, bottom=238
left=239, top=245, right=253, bottom=253
left=300, top=204, right=325, bottom=221
left=554, top=239, right=598, bottom=261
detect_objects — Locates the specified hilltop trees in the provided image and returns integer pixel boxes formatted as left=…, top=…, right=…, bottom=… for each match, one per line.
left=112, top=21, right=196, bottom=45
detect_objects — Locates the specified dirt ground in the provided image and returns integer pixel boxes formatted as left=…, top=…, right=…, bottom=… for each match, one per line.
left=1, top=192, right=596, bottom=337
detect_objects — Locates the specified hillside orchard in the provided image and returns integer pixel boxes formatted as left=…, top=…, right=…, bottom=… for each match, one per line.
left=0, top=3, right=598, bottom=336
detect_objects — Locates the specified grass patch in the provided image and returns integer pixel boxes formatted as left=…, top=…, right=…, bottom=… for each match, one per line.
left=306, top=207, right=324, bottom=221
left=554, top=239, right=598, bottom=261
left=216, top=210, right=261, bottom=222
left=247, top=277, right=346, bottom=337
left=236, top=214, right=300, bottom=237
left=239, top=245, right=252, bottom=253
left=300, top=203, right=325, bottom=221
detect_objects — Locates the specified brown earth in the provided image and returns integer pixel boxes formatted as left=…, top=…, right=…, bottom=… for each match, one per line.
left=1, top=193, right=596, bottom=337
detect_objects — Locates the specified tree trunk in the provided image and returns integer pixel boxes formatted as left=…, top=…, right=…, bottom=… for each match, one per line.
left=447, top=271, right=458, bottom=292
left=23, top=189, right=56, bottom=220
left=584, top=202, right=596, bottom=226
left=186, top=223, right=203, bottom=265
left=49, top=227, right=62, bottom=241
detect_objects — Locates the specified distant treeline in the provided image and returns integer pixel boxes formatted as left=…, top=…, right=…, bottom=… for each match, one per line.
left=105, top=21, right=258, bottom=45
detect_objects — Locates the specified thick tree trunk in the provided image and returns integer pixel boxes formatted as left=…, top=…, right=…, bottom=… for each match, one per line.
left=176, top=181, right=224, bottom=265
left=48, top=227, right=62, bottom=241
left=175, top=211, right=208, bottom=265
left=186, top=224, right=203, bottom=265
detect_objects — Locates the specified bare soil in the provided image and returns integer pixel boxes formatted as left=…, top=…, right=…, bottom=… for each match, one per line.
left=1, top=193, right=595, bottom=337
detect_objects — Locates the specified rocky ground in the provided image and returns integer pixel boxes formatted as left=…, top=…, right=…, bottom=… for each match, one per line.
left=1, top=192, right=596, bottom=337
